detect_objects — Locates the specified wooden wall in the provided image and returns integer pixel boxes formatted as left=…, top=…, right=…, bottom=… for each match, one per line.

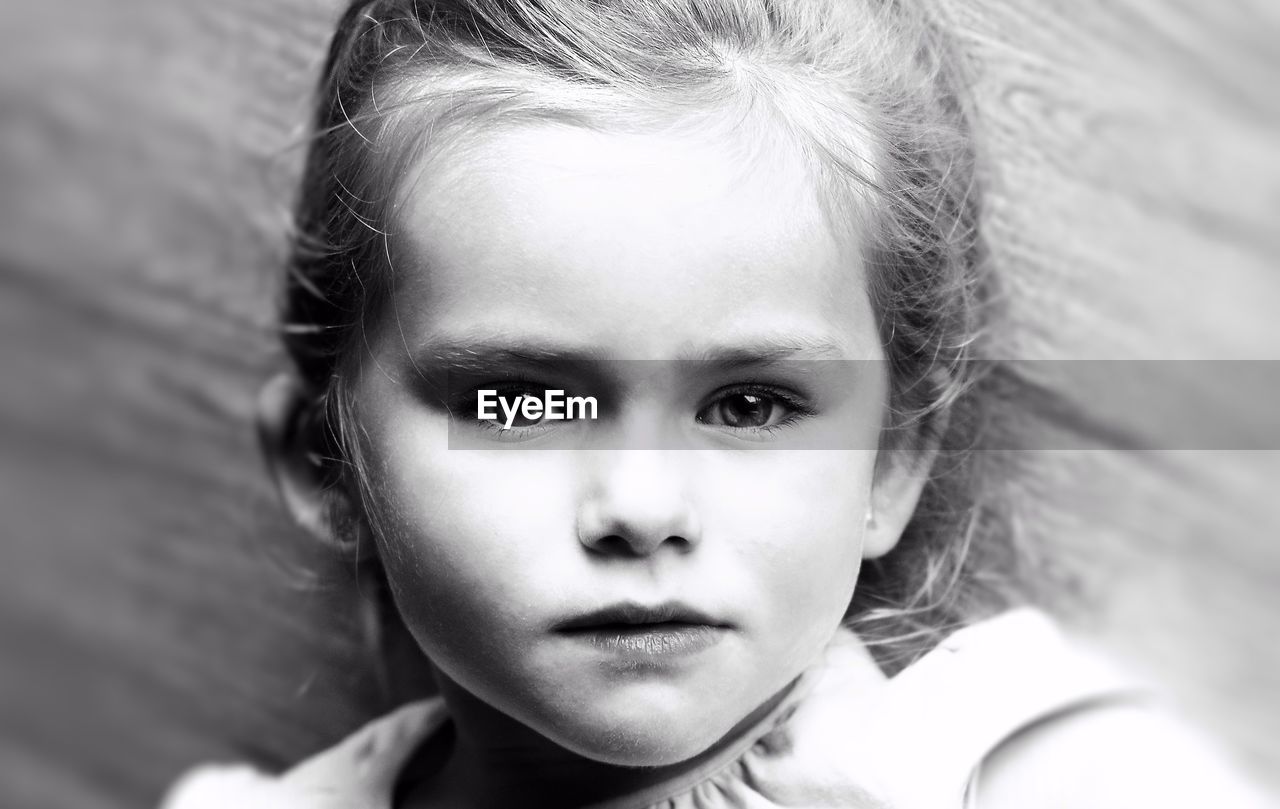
left=1, top=1, right=1277, bottom=806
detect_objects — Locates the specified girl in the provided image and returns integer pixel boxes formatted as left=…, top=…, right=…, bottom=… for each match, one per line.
left=164, top=0, right=1267, bottom=806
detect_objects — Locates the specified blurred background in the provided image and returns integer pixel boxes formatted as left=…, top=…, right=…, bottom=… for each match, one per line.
left=1, top=1, right=1278, bottom=807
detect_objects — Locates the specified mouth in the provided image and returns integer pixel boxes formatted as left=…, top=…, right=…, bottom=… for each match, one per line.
left=553, top=601, right=729, bottom=631
left=552, top=602, right=730, bottom=658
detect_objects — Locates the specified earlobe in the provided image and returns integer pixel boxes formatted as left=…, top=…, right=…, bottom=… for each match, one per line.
left=255, top=373, right=372, bottom=560
left=863, top=449, right=934, bottom=560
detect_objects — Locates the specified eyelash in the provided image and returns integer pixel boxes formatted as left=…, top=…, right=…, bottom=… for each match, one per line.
left=695, top=383, right=815, bottom=437
left=460, top=377, right=563, bottom=442
left=476, top=420, right=546, bottom=441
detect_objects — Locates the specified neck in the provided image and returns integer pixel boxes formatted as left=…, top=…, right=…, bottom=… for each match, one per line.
left=402, top=669, right=799, bottom=809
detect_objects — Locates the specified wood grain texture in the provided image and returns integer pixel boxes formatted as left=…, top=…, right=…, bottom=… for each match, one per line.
left=1, top=1, right=1277, bottom=806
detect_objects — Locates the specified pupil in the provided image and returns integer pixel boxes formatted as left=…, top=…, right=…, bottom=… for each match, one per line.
left=722, top=394, right=771, bottom=427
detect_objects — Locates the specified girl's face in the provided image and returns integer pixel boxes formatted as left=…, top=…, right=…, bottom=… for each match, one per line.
left=351, top=123, right=905, bottom=766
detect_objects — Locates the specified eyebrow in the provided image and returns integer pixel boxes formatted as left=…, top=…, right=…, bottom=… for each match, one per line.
left=410, top=333, right=849, bottom=371
left=410, top=339, right=607, bottom=374
left=679, top=336, right=850, bottom=366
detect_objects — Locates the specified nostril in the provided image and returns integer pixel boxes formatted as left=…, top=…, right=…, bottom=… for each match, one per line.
left=584, top=532, right=693, bottom=558
left=575, top=482, right=702, bottom=556
left=666, top=534, right=695, bottom=553
left=588, top=534, right=634, bottom=556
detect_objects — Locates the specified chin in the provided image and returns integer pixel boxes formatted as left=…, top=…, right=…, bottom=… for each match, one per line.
left=557, top=727, right=718, bottom=768
left=539, top=698, right=732, bottom=768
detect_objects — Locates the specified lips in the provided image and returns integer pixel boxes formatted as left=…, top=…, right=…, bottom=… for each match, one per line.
left=553, top=602, right=730, bottom=660
left=552, top=601, right=729, bottom=632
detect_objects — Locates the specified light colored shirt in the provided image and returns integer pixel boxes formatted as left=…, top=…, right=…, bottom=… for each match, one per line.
left=158, top=609, right=1151, bottom=809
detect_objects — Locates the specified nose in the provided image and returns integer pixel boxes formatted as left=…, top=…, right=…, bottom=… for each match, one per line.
left=576, top=450, right=701, bottom=557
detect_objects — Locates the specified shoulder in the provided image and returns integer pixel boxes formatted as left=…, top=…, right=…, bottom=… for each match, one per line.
left=159, top=764, right=299, bottom=809
left=914, top=611, right=1267, bottom=809
left=158, top=699, right=448, bottom=809
left=831, top=609, right=1268, bottom=809
left=973, top=702, right=1270, bottom=809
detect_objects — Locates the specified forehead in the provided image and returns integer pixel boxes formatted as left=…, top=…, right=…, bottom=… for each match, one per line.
left=385, top=121, right=879, bottom=360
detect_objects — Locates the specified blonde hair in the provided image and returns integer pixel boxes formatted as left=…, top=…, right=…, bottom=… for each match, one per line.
left=283, top=0, right=1023, bottom=672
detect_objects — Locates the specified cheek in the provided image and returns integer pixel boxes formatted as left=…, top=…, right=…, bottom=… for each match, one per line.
left=701, top=450, right=875, bottom=610
left=362, top=438, right=579, bottom=661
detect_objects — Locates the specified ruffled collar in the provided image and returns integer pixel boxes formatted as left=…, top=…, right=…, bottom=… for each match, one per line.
left=160, top=610, right=1136, bottom=809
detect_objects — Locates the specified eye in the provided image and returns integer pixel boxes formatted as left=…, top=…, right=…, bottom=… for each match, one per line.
left=481, top=384, right=548, bottom=429
left=462, top=379, right=596, bottom=442
left=706, top=392, right=775, bottom=428
left=696, top=386, right=808, bottom=431
left=494, top=398, right=541, bottom=428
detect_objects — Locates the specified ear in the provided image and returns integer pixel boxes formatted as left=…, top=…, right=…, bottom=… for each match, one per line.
left=863, top=446, right=937, bottom=560
left=255, top=373, right=374, bottom=560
